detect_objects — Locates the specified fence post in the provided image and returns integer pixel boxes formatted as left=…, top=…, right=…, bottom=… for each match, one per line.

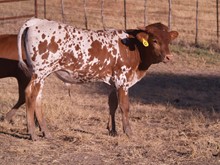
left=144, top=0, right=147, bottom=26
left=61, top=0, right=65, bottom=23
left=84, top=0, right=88, bottom=29
left=44, top=0, right=46, bottom=19
left=168, top=0, right=172, bottom=30
left=35, top=0, right=38, bottom=18
left=101, top=0, right=105, bottom=29
left=124, top=0, right=127, bottom=30
left=217, top=0, right=219, bottom=44
left=195, top=0, right=199, bottom=46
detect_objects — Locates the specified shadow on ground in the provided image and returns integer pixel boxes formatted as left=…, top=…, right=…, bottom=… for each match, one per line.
left=86, top=72, right=220, bottom=112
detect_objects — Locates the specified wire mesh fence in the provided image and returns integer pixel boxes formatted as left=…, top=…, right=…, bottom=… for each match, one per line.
left=0, top=0, right=219, bottom=50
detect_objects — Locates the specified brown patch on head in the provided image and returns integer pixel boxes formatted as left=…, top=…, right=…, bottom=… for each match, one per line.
left=48, top=36, right=58, bottom=53
left=38, top=40, right=48, bottom=55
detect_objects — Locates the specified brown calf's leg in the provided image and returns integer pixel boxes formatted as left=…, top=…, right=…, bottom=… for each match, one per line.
left=118, top=87, right=132, bottom=137
left=5, top=76, right=29, bottom=122
left=26, top=78, right=51, bottom=140
left=5, top=108, right=19, bottom=123
left=34, top=87, right=51, bottom=139
left=107, top=89, right=118, bottom=136
left=25, top=80, right=39, bottom=140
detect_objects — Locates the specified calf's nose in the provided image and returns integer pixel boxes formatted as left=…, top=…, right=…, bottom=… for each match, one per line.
left=163, top=54, right=173, bottom=63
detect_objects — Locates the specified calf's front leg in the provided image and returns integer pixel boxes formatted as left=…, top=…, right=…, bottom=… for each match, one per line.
left=118, top=87, right=132, bottom=137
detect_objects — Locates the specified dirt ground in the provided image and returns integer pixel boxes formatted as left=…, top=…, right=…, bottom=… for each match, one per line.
left=0, top=46, right=220, bottom=165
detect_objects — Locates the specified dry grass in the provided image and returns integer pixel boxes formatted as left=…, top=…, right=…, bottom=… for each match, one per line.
left=0, top=0, right=219, bottom=49
left=0, top=44, right=220, bottom=164
left=0, top=1, right=220, bottom=164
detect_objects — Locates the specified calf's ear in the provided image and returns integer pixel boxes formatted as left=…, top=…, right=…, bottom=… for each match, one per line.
left=136, top=32, right=149, bottom=47
left=169, top=31, right=178, bottom=40
left=137, top=26, right=146, bottom=31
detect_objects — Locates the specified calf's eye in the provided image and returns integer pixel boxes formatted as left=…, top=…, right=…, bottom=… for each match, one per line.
left=153, top=39, right=158, bottom=44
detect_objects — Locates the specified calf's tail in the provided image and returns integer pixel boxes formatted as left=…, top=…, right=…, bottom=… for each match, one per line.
left=17, top=17, right=43, bottom=77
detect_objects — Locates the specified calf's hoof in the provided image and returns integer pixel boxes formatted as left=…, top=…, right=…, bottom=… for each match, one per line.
left=0, top=115, right=5, bottom=121
left=5, top=109, right=16, bottom=122
left=124, top=127, right=133, bottom=138
left=30, top=134, right=39, bottom=141
left=44, top=132, right=53, bottom=140
left=108, top=130, right=118, bottom=137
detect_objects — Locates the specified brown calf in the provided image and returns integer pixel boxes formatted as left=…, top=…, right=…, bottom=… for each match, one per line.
left=0, top=35, right=30, bottom=122
left=18, top=18, right=178, bottom=140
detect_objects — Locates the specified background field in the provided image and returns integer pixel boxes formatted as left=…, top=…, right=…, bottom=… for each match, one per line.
left=0, top=0, right=219, bottom=49
left=0, top=0, right=220, bottom=165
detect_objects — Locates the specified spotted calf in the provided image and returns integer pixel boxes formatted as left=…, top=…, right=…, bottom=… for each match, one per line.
left=18, top=18, right=178, bottom=140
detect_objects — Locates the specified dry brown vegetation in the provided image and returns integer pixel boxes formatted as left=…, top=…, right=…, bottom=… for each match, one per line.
left=0, top=0, right=220, bottom=164
left=0, top=0, right=219, bottom=48
left=0, top=45, right=220, bottom=165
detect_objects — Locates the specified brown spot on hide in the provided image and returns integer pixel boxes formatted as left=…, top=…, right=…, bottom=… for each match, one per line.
left=112, top=48, right=117, bottom=55
left=118, top=30, right=123, bottom=34
left=88, top=40, right=107, bottom=61
left=64, top=32, right=70, bottom=40
left=48, top=36, right=58, bottom=53
left=42, top=52, right=49, bottom=60
left=42, top=33, right=46, bottom=39
left=75, top=44, right=80, bottom=51
left=38, top=40, right=48, bottom=55
left=88, top=40, right=113, bottom=69
left=59, top=52, right=82, bottom=70
left=32, top=47, right=38, bottom=61
left=57, top=39, right=62, bottom=44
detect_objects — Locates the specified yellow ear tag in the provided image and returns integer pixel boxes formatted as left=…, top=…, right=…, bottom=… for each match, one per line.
left=142, top=39, right=149, bottom=47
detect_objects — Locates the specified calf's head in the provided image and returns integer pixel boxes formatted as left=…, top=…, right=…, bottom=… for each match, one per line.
left=136, top=23, right=178, bottom=64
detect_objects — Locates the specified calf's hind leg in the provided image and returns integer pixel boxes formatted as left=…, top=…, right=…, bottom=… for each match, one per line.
left=26, top=78, right=51, bottom=140
left=25, top=79, right=40, bottom=140
left=5, top=74, right=30, bottom=122
left=107, top=89, right=118, bottom=136
left=34, top=86, right=51, bottom=139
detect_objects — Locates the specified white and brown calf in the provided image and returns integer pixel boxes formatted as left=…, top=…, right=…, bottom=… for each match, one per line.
left=18, top=18, right=178, bottom=140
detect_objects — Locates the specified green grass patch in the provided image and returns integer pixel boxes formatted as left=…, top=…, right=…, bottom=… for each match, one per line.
left=171, top=44, right=220, bottom=65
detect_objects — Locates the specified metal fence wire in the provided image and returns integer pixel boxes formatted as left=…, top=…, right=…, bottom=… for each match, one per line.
left=0, top=0, right=219, bottom=50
